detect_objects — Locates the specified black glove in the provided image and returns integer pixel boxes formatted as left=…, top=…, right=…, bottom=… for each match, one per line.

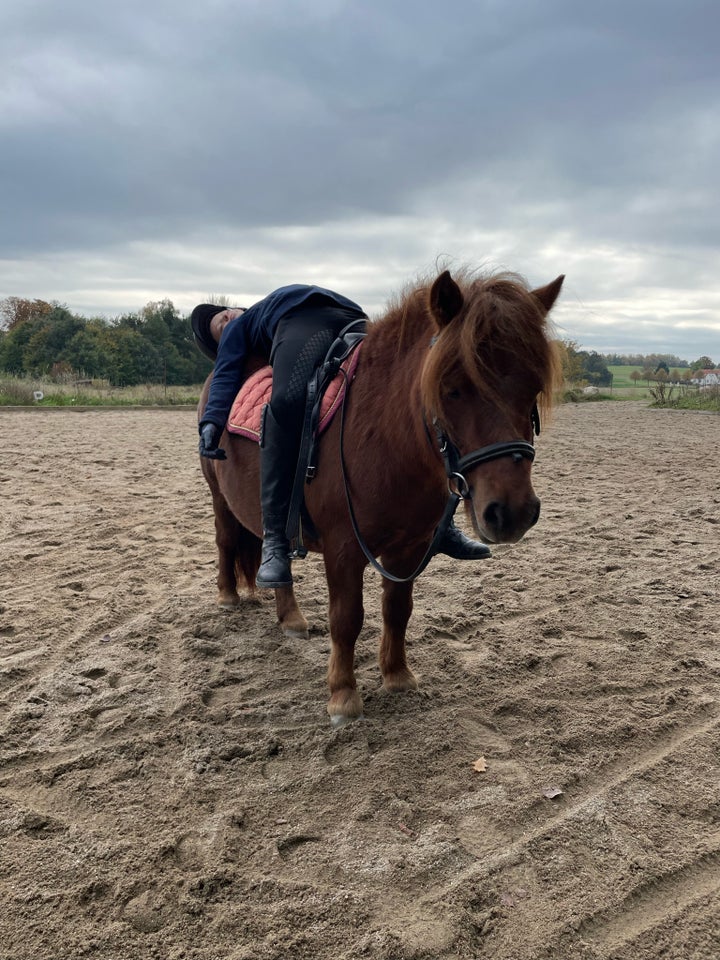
left=198, top=422, right=227, bottom=460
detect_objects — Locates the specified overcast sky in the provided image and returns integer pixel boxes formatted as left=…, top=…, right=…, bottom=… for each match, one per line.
left=1, top=0, right=718, bottom=361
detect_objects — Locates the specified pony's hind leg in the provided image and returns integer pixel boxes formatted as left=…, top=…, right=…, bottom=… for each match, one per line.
left=379, top=578, right=418, bottom=692
left=211, top=489, right=261, bottom=608
left=324, top=552, right=365, bottom=723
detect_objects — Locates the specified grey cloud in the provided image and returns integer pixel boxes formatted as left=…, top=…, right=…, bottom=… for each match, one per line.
left=0, top=0, right=718, bottom=358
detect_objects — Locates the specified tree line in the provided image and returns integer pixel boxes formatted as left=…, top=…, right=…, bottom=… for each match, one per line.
left=0, top=297, right=714, bottom=390
left=556, top=340, right=715, bottom=388
left=601, top=351, right=715, bottom=370
left=0, top=297, right=212, bottom=386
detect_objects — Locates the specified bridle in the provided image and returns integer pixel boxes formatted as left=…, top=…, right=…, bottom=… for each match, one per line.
left=338, top=354, right=542, bottom=583
left=431, top=401, right=540, bottom=500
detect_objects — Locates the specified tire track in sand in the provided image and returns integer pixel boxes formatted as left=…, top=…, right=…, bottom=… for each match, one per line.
left=431, top=707, right=720, bottom=890
left=577, top=841, right=720, bottom=954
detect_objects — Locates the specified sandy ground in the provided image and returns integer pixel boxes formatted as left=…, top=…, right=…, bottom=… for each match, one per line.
left=1, top=401, right=719, bottom=960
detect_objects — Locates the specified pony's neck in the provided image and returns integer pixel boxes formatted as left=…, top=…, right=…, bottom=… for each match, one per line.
left=367, top=299, right=434, bottom=405
left=356, top=300, right=441, bottom=473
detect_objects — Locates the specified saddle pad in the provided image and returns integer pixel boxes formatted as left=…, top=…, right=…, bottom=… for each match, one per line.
left=226, top=344, right=362, bottom=441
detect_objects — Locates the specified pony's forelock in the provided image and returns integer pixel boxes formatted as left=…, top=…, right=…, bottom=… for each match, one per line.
left=414, top=270, right=562, bottom=423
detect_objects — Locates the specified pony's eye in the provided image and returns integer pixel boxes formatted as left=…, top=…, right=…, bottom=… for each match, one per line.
left=447, top=388, right=461, bottom=400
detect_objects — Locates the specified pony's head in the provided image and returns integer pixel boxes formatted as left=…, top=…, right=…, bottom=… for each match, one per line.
left=420, top=269, right=564, bottom=544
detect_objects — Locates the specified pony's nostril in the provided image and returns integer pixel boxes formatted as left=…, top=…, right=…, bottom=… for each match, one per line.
left=483, top=499, right=540, bottom=537
left=483, top=501, right=506, bottom=534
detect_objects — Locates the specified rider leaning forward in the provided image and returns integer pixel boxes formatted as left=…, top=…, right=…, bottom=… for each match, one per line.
left=191, top=284, right=490, bottom=590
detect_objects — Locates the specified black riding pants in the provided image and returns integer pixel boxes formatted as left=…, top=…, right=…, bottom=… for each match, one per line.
left=268, top=305, right=366, bottom=437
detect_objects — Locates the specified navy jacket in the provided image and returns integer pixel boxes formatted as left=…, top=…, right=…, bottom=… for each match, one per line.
left=200, top=284, right=365, bottom=429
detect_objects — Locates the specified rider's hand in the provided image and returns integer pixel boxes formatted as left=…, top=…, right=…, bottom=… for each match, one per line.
left=198, top=422, right=227, bottom=460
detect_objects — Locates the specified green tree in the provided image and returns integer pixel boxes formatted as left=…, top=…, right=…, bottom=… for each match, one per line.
left=580, top=351, right=612, bottom=386
left=103, top=327, right=164, bottom=385
left=23, top=307, right=85, bottom=375
left=0, top=308, right=81, bottom=375
left=64, top=320, right=114, bottom=378
left=116, top=299, right=211, bottom=385
left=0, top=318, right=36, bottom=373
left=0, top=296, right=213, bottom=385
left=691, top=356, right=715, bottom=371
left=557, top=339, right=584, bottom=384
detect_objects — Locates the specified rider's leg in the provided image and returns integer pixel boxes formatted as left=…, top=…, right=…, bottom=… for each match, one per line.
left=256, top=306, right=366, bottom=589
left=256, top=403, right=297, bottom=588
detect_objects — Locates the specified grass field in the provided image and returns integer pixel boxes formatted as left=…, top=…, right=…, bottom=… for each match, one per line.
left=0, top=375, right=201, bottom=407
left=605, top=365, right=693, bottom=394
left=604, top=366, right=719, bottom=410
left=605, top=365, right=653, bottom=396
left=3, top=371, right=715, bottom=410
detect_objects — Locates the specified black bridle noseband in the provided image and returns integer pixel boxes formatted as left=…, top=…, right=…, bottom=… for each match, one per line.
left=432, top=401, right=540, bottom=500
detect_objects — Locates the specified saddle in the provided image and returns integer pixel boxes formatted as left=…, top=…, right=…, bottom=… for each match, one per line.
left=227, top=320, right=366, bottom=558
left=226, top=342, right=362, bottom=441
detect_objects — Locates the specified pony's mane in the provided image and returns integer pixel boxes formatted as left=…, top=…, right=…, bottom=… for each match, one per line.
left=375, top=268, right=561, bottom=423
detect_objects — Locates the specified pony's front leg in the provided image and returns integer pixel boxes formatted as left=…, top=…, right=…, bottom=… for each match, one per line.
left=324, top=554, right=365, bottom=723
left=379, top=578, right=418, bottom=692
left=274, top=585, right=309, bottom=640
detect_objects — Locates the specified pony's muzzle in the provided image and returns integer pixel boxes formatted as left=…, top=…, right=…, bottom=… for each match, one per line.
left=479, top=494, right=541, bottom=543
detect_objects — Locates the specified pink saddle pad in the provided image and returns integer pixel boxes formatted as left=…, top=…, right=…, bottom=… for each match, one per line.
left=226, top=344, right=362, bottom=441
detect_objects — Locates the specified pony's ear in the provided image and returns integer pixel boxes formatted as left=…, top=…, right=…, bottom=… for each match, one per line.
left=531, top=275, right=565, bottom=313
left=429, top=271, right=464, bottom=328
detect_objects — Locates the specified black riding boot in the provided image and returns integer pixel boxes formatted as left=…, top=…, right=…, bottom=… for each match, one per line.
left=256, top=406, right=295, bottom=589
left=435, top=520, right=492, bottom=560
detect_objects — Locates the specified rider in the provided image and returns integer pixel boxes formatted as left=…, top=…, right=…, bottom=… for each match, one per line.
left=191, top=286, right=490, bottom=590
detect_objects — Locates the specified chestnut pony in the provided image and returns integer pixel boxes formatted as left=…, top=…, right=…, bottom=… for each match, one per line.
left=199, top=269, right=563, bottom=722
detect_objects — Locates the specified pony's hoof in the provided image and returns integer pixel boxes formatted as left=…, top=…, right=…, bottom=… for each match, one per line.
left=382, top=669, right=419, bottom=693
left=282, top=625, right=310, bottom=641
left=327, top=689, right=364, bottom=723
left=329, top=712, right=362, bottom=729
left=217, top=593, right=241, bottom=610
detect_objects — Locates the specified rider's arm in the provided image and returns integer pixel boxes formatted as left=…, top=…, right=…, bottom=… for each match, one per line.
left=199, top=319, right=251, bottom=429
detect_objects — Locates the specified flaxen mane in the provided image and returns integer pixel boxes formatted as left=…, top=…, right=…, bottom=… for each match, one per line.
left=375, top=270, right=561, bottom=423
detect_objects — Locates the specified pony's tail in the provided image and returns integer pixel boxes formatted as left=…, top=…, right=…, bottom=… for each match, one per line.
left=209, top=485, right=262, bottom=593
left=234, top=525, right=262, bottom=590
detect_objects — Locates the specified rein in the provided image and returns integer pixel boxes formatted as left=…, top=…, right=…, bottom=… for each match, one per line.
left=338, top=374, right=460, bottom=584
